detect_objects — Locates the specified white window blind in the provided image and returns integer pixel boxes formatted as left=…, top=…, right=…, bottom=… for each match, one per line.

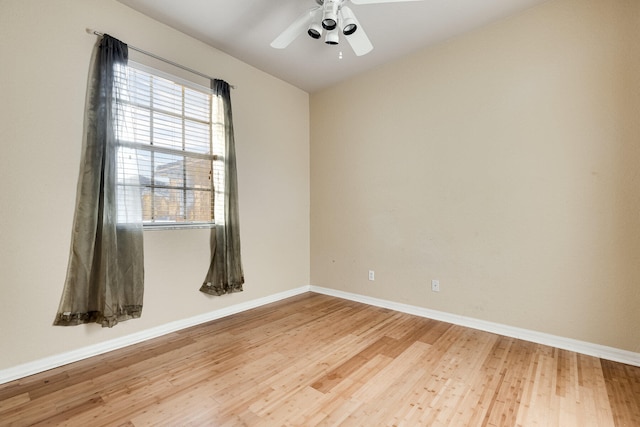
left=114, top=62, right=224, bottom=228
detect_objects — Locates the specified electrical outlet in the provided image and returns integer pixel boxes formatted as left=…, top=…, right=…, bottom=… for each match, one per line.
left=368, top=270, right=375, bottom=281
left=431, top=279, right=440, bottom=292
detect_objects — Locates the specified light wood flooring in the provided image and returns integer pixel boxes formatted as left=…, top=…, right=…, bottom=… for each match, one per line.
left=1, top=292, right=639, bottom=426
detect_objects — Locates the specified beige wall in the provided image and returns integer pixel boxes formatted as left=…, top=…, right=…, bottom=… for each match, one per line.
left=311, top=0, right=640, bottom=352
left=0, top=0, right=309, bottom=371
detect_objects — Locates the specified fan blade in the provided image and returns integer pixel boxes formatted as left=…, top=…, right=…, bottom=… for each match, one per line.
left=342, top=6, right=373, bottom=56
left=271, top=7, right=321, bottom=49
left=351, top=0, right=422, bottom=4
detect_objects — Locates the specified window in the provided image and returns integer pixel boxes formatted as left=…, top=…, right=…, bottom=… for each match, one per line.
left=114, top=62, right=224, bottom=228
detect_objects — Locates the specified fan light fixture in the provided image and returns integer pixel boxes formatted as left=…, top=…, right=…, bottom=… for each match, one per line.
left=325, top=28, right=339, bottom=45
left=322, top=13, right=337, bottom=30
left=308, top=23, right=322, bottom=39
left=310, top=0, right=358, bottom=44
left=321, top=0, right=339, bottom=30
left=272, top=0, right=390, bottom=57
left=342, top=19, right=357, bottom=35
left=341, top=7, right=357, bottom=35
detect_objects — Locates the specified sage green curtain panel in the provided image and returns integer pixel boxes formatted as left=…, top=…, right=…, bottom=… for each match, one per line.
left=200, top=80, right=244, bottom=296
left=54, top=35, right=144, bottom=328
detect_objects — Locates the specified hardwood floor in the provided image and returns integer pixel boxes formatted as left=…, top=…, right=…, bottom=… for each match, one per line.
left=1, top=292, right=639, bottom=426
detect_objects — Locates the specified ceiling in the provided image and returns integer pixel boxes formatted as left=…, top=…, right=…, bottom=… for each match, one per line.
left=115, top=0, right=549, bottom=93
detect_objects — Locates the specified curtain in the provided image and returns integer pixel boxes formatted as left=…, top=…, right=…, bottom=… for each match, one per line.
left=54, top=35, right=144, bottom=327
left=200, top=80, right=244, bottom=295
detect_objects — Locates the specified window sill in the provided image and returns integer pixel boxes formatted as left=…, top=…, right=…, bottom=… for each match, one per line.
left=142, top=223, right=215, bottom=231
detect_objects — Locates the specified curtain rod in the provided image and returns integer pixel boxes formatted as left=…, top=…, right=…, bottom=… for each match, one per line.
left=86, top=28, right=235, bottom=89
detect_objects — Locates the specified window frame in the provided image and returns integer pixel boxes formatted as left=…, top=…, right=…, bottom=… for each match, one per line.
left=115, top=61, right=223, bottom=230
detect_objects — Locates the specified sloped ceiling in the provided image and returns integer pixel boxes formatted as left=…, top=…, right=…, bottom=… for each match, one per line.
left=116, top=0, right=549, bottom=93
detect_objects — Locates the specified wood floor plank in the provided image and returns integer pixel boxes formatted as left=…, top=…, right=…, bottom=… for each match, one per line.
left=0, top=393, right=30, bottom=413
left=602, top=359, right=640, bottom=426
left=1, top=292, right=639, bottom=426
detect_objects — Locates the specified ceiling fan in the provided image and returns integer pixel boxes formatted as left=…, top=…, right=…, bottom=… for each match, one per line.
left=271, top=0, right=422, bottom=56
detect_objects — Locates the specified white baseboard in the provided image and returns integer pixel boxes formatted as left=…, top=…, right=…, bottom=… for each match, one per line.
left=0, top=286, right=309, bottom=385
left=309, top=285, right=640, bottom=367
left=3, top=284, right=638, bottom=385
